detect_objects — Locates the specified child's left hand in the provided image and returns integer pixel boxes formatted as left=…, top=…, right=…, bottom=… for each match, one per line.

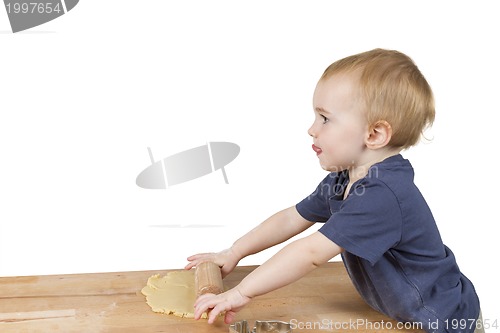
left=194, top=287, right=251, bottom=324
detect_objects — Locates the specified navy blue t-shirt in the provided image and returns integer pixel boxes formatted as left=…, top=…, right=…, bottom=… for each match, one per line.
left=296, top=154, right=480, bottom=333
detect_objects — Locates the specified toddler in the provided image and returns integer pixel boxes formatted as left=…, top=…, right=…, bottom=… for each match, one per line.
left=186, top=49, right=482, bottom=333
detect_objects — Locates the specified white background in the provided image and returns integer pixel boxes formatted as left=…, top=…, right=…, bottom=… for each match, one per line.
left=1, top=0, right=498, bottom=324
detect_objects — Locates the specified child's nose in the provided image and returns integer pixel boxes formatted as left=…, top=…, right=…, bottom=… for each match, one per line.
left=308, top=124, right=317, bottom=138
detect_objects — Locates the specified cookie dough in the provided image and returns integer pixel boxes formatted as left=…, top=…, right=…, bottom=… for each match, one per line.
left=141, top=270, right=206, bottom=318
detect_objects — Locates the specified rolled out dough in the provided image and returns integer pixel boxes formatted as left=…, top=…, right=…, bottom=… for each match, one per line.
left=141, top=270, right=207, bottom=319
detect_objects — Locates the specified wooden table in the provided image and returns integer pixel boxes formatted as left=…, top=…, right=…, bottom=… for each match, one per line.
left=0, top=262, right=422, bottom=332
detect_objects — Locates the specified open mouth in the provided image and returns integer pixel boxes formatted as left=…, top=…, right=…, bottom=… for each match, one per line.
left=312, top=144, right=323, bottom=155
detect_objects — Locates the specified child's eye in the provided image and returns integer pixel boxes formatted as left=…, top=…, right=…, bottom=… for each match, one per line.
left=321, top=115, right=329, bottom=124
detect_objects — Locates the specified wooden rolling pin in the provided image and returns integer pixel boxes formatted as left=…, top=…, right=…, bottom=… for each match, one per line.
left=195, top=262, right=224, bottom=296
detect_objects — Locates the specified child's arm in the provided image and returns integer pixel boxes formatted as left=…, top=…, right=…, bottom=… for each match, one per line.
left=194, top=231, right=343, bottom=324
left=185, top=206, right=313, bottom=276
left=231, top=205, right=315, bottom=259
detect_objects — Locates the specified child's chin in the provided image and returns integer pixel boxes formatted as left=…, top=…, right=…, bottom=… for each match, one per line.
left=321, top=164, right=336, bottom=172
left=321, top=163, right=346, bottom=173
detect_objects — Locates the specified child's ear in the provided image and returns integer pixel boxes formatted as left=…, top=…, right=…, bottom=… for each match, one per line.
left=365, top=120, right=392, bottom=149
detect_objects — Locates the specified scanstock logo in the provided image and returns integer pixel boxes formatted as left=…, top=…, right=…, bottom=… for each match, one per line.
left=136, top=142, right=240, bottom=189
left=3, top=0, right=79, bottom=33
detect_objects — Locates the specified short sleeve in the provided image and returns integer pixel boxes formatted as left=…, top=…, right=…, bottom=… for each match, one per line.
left=296, top=172, right=348, bottom=222
left=320, top=178, right=402, bottom=265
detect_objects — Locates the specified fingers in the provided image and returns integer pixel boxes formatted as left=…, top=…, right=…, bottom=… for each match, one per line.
left=184, top=260, right=204, bottom=270
left=207, top=303, right=223, bottom=324
left=194, top=293, right=232, bottom=324
left=224, top=310, right=237, bottom=324
left=193, top=293, right=220, bottom=321
left=193, top=289, right=250, bottom=325
left=187, top=253, right=213, bottom=261
left=185, top=253, right=216, bottom=270
left=204, top=299, right=234, bottom=324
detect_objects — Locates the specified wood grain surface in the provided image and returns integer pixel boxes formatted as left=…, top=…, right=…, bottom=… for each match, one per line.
left=0, top=262, right=422, bottom=332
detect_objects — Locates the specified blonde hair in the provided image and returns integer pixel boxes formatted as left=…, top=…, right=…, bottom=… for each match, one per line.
left=321, top=49, right=435, bottom=149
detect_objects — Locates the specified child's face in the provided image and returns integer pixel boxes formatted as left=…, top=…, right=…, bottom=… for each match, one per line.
left=308, top=73, right=368, bottom=172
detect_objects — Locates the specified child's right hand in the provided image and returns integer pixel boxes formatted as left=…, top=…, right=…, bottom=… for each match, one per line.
left=185, top=248, right=241, bottom=278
